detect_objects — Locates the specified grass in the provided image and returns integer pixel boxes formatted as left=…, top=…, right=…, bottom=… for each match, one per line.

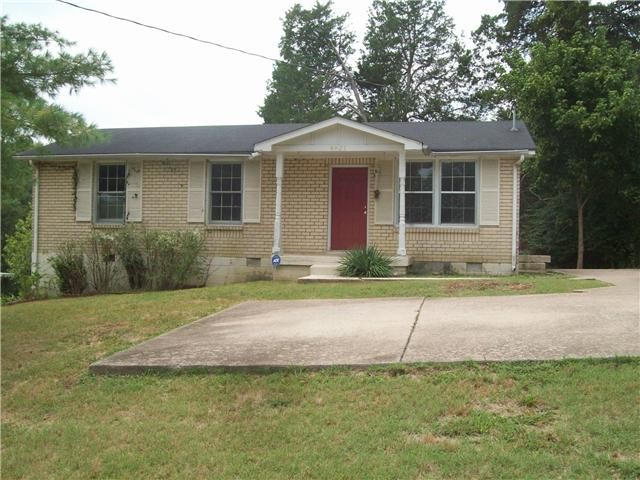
left=4, top=274, right=639, bottom=479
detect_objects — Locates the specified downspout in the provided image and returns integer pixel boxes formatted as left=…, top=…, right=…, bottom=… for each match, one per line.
left=511, top=155, right=524, bottom=272
left=31, top=161, right=40, bottom=273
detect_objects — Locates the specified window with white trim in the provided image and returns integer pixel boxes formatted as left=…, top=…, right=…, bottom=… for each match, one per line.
left=96, top=164, right=126, bottom=222
left=440, top=161, right=476, bottom=224
left=210, top=163, right=242, bottom=223
left=406, top=161, right=433, bottom=224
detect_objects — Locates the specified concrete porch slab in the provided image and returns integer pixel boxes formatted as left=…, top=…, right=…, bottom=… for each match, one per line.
left=90, top=297, right=424, bottom=374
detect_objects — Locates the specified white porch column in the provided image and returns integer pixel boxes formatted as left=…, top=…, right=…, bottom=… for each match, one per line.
left=272, top=152, right=284, bottom=255
left=397, top=150, right=407, bottom=256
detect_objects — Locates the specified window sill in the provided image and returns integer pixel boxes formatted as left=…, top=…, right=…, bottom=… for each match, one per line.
left=92, top=222, right=125, bottom=229
left=403, top=225, right=480, bottom=233
left=206, top=224, right=244, bottom=231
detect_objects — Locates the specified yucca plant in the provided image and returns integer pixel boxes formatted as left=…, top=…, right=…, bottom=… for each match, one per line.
left=338, top=246, right=392, bottom=278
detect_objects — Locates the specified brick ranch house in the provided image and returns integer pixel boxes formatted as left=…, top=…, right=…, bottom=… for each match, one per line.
left=17, top=116, right=536, bottom=284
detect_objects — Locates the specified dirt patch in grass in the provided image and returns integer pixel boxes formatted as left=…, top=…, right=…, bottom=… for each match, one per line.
left=444, top=280, right=534, bottom=293
left=234, top=389, right=266, bottom=408
left=479, top=397, right=546, bottom=417
left=406, top=433, right=459, bottom=450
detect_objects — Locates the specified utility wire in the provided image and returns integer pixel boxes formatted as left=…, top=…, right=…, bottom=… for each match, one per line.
left=55, top=0, right=281, bottom=64
left=54, top=0, right=386, bottom=88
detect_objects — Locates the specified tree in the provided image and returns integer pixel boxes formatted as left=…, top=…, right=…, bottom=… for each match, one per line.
left=503, top=29, right=640, bottom=268
left=258, top=2, right=357, bottom=123
left=468, top=1, right=640, bottom=118
left=0, top=17, right=114, bottom=273
left=357, top=0, right=473, bottom=121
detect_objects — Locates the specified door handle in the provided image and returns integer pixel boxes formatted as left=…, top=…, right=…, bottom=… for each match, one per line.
left=363, top=205, right=367, bottom=215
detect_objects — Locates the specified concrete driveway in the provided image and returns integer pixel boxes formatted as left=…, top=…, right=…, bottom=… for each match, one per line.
left=91, top=269, right=639, bottom=373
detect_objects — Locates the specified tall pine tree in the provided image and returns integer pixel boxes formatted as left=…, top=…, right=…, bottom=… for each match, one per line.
left=357, top=0, right=473, bottom=121
left=259, top=2, right=355, bottom=123
left=1, top=17, right=113, bottom=246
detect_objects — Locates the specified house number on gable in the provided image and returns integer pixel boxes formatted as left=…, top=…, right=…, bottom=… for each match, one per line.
left=329, top=145, right=347, bottom=151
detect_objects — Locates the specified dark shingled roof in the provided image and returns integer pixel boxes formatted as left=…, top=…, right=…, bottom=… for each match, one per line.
left=18, top=120, right=535, bottom=156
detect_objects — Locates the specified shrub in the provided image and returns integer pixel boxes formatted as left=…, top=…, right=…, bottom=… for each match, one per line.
left=49, top=240, right=87, bottom=295
left=2, top=212, right=41, bottom=299
left=114, top=226, right=147, bottom=289
left=141, top=229, right=208, bottom=290
left=338, top=246, right=392, bottom=278
left=86, top=232, right=120, bottom=293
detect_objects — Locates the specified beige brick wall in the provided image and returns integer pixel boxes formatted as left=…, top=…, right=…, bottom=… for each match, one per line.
left=35, top=155, right=518, bottom=268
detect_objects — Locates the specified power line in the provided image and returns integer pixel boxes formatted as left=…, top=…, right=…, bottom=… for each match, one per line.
left=54, top=0, right=385, bottom=88
left=55, top=0, right=282, bottom=64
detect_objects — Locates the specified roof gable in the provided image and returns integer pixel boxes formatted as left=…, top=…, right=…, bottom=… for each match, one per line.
left=254, top=117, right=424, bottom=152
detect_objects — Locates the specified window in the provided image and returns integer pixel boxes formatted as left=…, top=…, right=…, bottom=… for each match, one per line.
left=96, top=164, right=126, bottom=222
left=210, top=163, right=242, bottom=222
left=406, top=161, right=433, bottom=224
left=440, top=161, right=476, bottom=224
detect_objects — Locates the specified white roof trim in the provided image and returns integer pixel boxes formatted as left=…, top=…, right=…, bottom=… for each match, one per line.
left=16, top=153, right=251, bottom=160
left=253, top=116, right=425, bottom=152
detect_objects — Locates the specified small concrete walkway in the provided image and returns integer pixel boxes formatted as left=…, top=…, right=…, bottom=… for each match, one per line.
left=90, top=269, right=639, bottom=374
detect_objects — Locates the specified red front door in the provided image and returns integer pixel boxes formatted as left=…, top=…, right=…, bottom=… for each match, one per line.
left=331, top=167, right=368, bottom=250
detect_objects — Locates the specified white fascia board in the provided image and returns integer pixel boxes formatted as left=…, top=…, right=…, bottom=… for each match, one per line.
left=430, top=149, right=534, bottom=157
left=16, top=153, right=251, bottom=161
left=253, top=116, right=424, bottom=152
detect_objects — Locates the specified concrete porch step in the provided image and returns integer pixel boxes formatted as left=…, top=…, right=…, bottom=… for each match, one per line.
left=519, top=254, right=551, bottom=264
left=518, top=262, right=546, bottom=272
left=309, top=264, right=340, bottom=276
left=281, top=254, right=342, bottom=266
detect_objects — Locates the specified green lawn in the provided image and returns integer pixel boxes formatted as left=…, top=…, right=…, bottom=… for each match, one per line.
left=3, top=274, right=639, bottom=479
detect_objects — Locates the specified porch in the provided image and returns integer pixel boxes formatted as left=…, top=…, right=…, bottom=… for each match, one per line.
left=253, top=117, right=424, bottom=262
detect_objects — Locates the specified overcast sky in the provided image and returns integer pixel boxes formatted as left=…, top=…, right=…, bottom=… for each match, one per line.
left=4, top=0, right=504, bottom=128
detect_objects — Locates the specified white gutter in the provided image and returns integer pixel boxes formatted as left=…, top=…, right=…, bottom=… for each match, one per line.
left=16, top=153, right=251, bottom=160
left=432, top=149, right=535, bottom=157
left=511, top=154, right=526, bottom=272
left=31, top=161, right=39, bottom=274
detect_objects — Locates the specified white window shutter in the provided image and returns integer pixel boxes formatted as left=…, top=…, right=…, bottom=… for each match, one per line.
left=187, top=159, right=206, bottom=223
left=75, top=161, right=93, bottom=222
left=479, top=158, right=500, bottom=226
left=242, top=159, right=261, bottom=223
left=375, top=158, right=394, bottom=224
left=126, top=159, right=143, bottom=222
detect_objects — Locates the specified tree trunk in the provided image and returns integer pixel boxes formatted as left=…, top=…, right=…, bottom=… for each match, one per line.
left=576, top=191, right=587, bottom=269
left=330, top=41, right=368, bottom=122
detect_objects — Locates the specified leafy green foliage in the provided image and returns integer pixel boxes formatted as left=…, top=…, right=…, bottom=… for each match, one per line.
left=0, top=16, right=113, bottom=261
left=468, top=1, right=640, bottom=119
left=338, top=246, right=392, bottom=277
left=49, top=240, right=87, bottom=295
left=2, top=211, right=41, bottom=299
left=358, top=0, right=474, bottom=121
left=141, top=229, right=209, bottom=291
left=114, top=227, right=147, bottom=290
left=86, top=232, right=120, bottom=293
left=469, top=1, right=640, bottom=267
left=505, top=29, right=640, bottom=267
left=259, top=2, right=355, bottom=123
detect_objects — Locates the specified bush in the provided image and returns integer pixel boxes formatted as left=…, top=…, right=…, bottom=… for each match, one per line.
left=2, top=212, right=41, bottom=299
left=86, top=232, right=120, bottom=293
left=115, top=227, right=147, bottom=289
left=50, top=240, right=87, bottom=295
left=142, top=229, right=208, bottom=290
left=338, top=246, right=392, bottom=278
